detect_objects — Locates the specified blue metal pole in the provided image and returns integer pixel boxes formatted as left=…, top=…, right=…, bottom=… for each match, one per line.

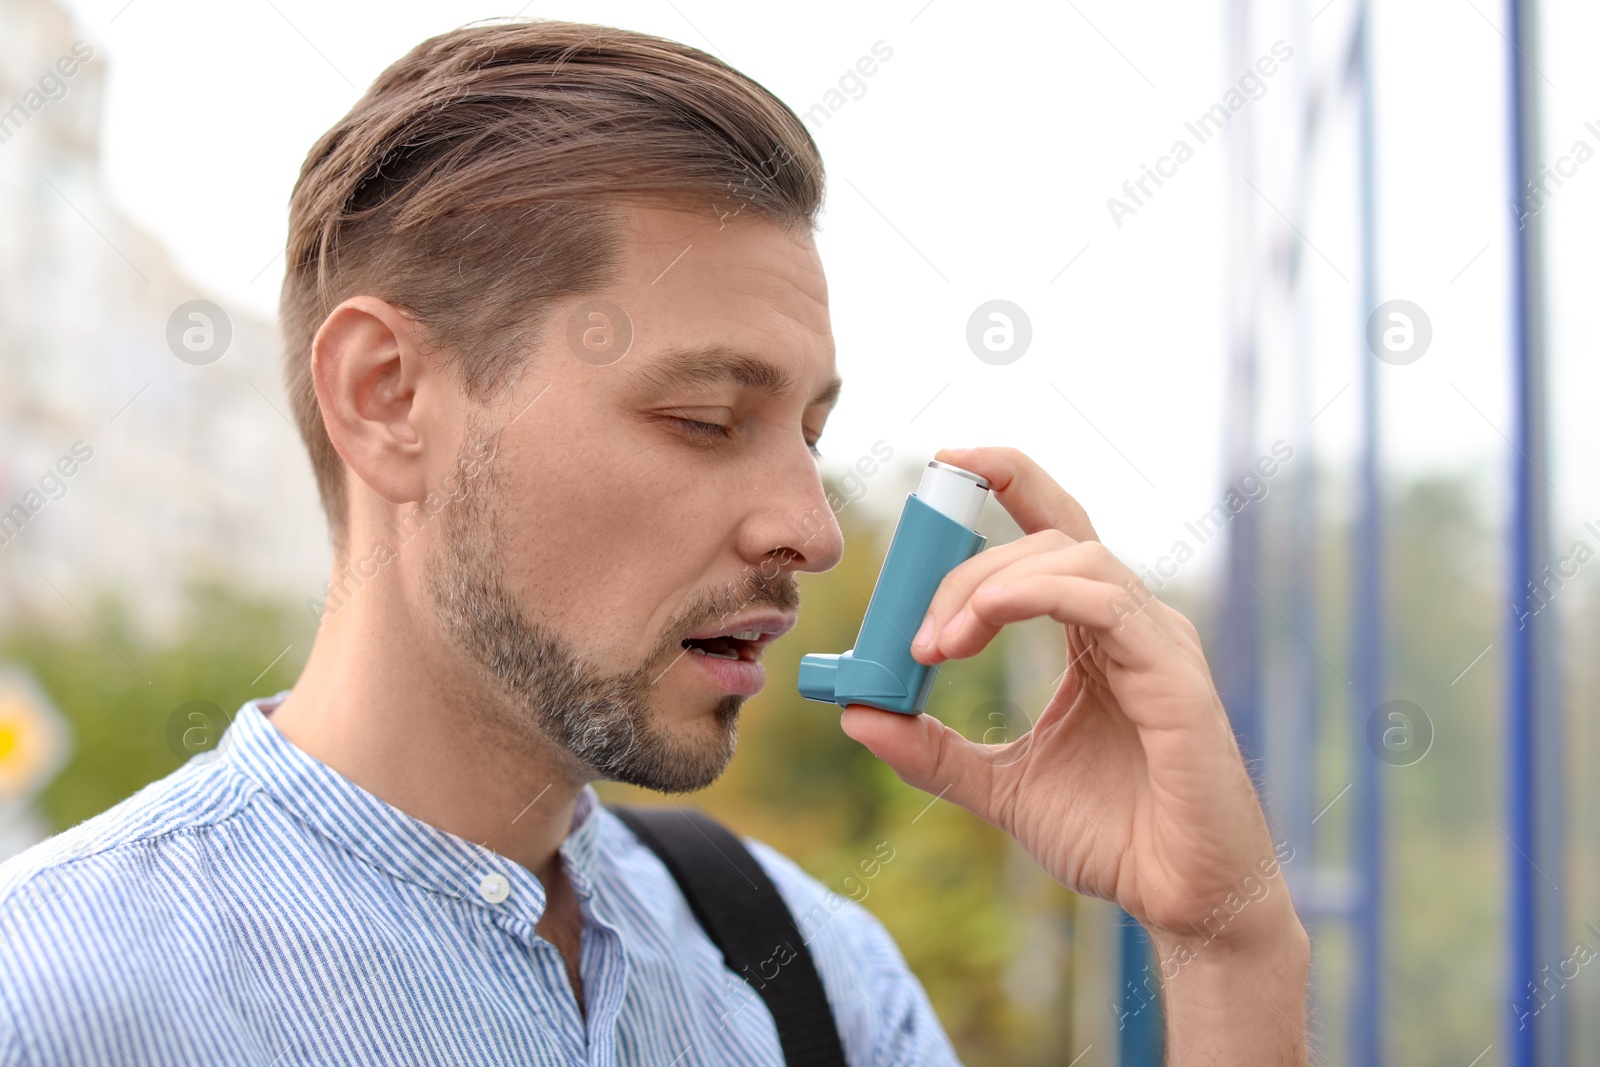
left=1350, top=1, right=1385, bottom=1064
left=1285, top=0, right=1321, bottom=905
left=1504, top=0, right=1561, bottom=1063
left=1283, top=0, right=1325, bottom=1035
left=1217, top=0, right=1263, bottom=792
left=1117, top=916, right=1163, bottom=1066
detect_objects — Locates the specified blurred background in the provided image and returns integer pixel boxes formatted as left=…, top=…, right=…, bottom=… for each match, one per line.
left=0, top=0, right=1594, bottom=1063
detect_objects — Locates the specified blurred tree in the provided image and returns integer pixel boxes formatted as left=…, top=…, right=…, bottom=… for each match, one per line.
left=1249, top=470, right=1506, bottom=1067
left=2, top=574, right=308, bottom=832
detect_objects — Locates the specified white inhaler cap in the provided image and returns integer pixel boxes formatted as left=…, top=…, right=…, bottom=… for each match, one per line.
left=915, top=460, right=990, bottom=530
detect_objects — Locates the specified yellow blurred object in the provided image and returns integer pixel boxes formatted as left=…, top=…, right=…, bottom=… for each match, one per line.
left=0, top=668, right=71, bottom=803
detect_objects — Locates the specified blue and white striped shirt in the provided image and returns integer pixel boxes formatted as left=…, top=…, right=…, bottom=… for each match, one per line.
left=0, top=692, right=961, bottom=1065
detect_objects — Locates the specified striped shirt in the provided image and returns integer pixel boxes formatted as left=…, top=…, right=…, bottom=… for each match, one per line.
left=0, top=691, right=961, bottom=1066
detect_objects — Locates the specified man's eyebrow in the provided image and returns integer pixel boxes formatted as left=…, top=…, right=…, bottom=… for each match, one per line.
left=631, top=345, right=843, bottom=407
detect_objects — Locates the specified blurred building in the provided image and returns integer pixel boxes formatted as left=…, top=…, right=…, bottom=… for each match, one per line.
left=0, top=0, right=330, bottom=636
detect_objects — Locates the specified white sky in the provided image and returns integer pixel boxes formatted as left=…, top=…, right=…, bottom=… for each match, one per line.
left=54, top=0, right=1600, bottom=572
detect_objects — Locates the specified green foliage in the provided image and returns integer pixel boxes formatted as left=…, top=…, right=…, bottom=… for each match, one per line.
left=2, top=576, right=309, bottom=830
left=1248, top=471, right=1511, bottom=1066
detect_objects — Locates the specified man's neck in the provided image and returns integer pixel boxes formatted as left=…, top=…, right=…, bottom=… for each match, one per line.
left=270, top=578, right=587, bottom=878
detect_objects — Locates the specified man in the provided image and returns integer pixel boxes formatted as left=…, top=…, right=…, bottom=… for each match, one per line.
left=0, top=19, right=1309, bottom=1065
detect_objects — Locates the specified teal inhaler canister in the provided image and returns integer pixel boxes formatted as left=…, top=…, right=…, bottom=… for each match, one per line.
left=798, top=460, right=991, bottom=715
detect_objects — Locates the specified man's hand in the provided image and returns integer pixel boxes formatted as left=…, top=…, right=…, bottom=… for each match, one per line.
left=839, top=446, right=1310, bottom=1064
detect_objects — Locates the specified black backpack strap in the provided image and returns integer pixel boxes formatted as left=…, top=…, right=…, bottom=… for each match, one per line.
left=609, top=804, right=847, bottom=1067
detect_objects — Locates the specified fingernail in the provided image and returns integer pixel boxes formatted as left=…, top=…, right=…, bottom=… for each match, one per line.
left=913, top=613, right=935, bottom=650
left=941, top=609, right=968, bottom=635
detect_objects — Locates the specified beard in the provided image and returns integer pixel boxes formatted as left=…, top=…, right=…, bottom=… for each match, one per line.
left=423, top=419, right=799, bottom=793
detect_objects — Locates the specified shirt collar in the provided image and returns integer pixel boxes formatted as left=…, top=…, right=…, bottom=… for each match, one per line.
left=220, top=690, right=608, bottom=924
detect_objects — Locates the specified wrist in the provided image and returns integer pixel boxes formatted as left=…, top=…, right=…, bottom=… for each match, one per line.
left=1145, top=899, right=1311, bottom=1065
left=1145, top=889, right=1308, bottom=972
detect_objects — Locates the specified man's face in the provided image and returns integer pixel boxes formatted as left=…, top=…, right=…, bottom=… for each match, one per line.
left=424, top=202, right=845, bottom=793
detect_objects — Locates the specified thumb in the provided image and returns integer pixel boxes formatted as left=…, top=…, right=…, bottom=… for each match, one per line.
left=840, top=705, right=1003, bottom=827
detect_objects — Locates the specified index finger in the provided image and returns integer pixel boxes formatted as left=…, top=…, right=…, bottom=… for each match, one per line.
left=933, top=446, right=1099, bottom=542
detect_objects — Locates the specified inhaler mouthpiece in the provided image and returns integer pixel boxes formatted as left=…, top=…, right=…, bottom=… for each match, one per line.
left=797, top=459, right=991, bottom=716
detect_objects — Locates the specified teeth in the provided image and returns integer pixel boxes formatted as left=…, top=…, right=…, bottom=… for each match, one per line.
left=689, top=645, right=742, bottom=660
left=730, top=630, right=762, bottom=640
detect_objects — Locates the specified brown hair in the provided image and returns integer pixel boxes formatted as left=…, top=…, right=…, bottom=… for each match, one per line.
left=279, top=19, right=825, bottom=549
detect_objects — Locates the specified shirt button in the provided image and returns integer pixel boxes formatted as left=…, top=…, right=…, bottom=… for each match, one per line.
left=478, top=873, right=511, bottom=904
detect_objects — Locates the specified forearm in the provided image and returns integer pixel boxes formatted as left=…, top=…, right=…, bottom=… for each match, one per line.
left=1147, top=902, right=1312, bottom=1065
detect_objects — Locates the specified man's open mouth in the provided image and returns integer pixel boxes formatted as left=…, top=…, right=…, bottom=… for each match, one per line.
left=681, top=632, right=765, bottom=661
left=680, top=613, right=796, bottom=662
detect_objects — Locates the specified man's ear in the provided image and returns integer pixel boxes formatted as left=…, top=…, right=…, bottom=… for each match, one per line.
left=311, top=296, right=440, bottom=510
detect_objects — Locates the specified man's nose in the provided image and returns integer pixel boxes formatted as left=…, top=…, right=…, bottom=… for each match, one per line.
left=739, top=470, right=845, bottom=576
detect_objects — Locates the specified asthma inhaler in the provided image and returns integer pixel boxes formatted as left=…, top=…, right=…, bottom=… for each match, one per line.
left=798, top=460, right=991, bottom=715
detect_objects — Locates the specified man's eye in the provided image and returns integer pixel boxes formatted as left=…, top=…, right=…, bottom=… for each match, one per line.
left=669, top=414, right=820, bottom=456
left=673, top=417, right=733, bottom=442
